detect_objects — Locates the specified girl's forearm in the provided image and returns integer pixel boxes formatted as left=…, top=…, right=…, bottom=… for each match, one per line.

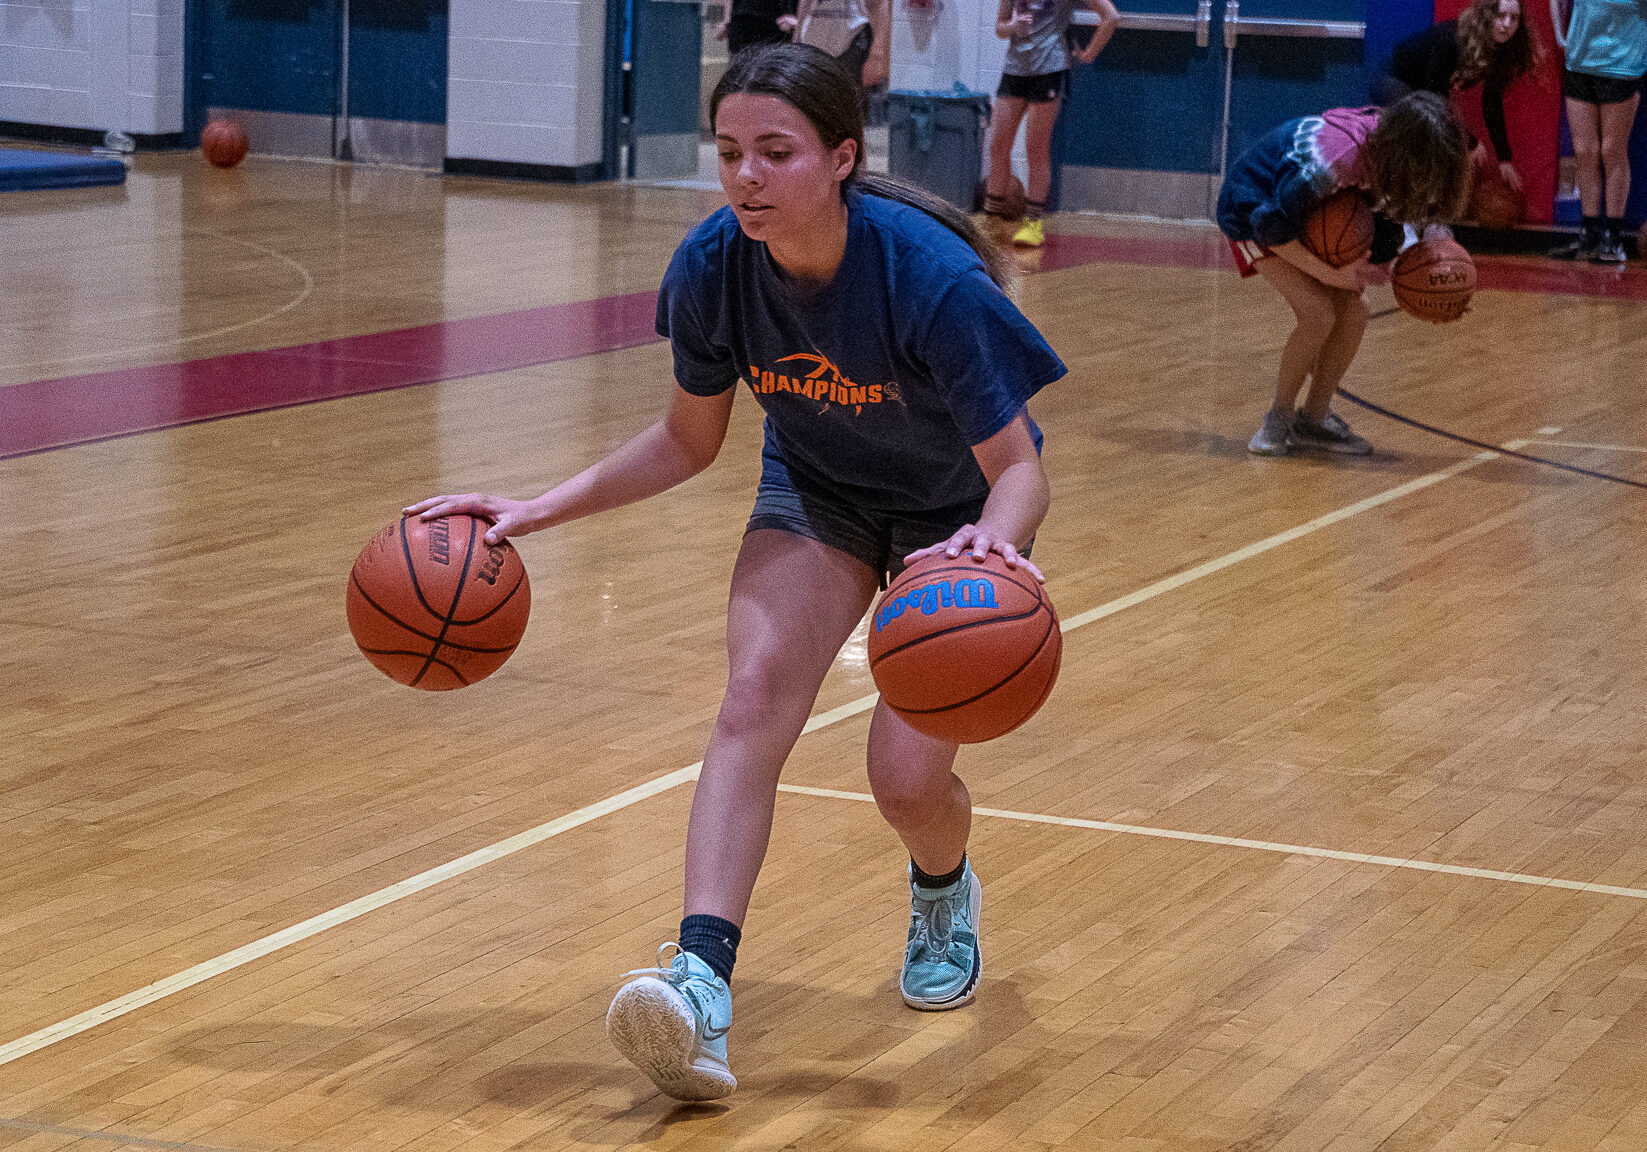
left=1272, top=239, right=1357, bottom=291
left=976, top=458, right=1051, bottom=548
left=527, top=417, right=718, bottom=531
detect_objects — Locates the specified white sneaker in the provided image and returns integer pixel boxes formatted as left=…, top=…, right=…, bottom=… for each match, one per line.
left=607, top=944, right=736, bottom=1101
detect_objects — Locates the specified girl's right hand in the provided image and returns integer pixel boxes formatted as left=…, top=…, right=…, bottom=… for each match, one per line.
left=402, top=494, right=543, bottom=545
left=1351, top=257, right=1388, bottom=289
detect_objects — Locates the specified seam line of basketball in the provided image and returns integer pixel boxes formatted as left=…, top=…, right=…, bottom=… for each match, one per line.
left=411, top=517, right=482, bottom=687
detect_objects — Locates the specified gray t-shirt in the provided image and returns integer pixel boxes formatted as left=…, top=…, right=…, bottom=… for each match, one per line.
left=1003, top=0, right=1077, bottom=77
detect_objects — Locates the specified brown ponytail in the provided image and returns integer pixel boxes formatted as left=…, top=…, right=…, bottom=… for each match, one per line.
left=711, top=43, right=1016, bottom=291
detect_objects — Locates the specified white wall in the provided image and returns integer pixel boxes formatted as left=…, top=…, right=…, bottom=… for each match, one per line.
left=889, top=0, right=1027, bottom=183
left=0, top=0, right=184, bottom=135
left=446, top=0, right=607, bottom=170
left=889, top=0, right=1004, bottom=95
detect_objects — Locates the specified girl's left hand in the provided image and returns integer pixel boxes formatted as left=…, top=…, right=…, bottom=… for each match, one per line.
left=904, top=526, right=1045, bottom=582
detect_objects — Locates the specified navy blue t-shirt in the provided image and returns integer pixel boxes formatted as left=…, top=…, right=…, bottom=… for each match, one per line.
left=656, top=189, right=1066, bottom=513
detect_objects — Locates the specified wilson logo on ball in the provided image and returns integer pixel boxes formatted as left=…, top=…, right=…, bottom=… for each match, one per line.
left=475, top=545, right=508, bottom=586
left=428, top=517, right=451, bottom=565
left=873, top=577, right=998, bottom=632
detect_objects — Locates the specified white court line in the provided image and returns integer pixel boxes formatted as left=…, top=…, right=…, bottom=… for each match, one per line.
left=0, top=765, right=700, bottom=1068
left=0, top=229, right=315, bottom=375
left=1059, top=442, right=1524, bottom=632
left=0, top=436, right=1528, bottom=1068
left=1524, top=439, right=1647, bottom=454
left=776, top=785, right=1647, bottom=901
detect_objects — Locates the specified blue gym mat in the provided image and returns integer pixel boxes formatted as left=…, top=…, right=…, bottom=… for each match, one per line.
left=0, top=148, right=126, bottom=192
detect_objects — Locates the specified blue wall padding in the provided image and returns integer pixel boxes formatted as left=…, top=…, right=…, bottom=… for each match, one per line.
left=1363, top=0, right=1433, bottom=90
left=0, top=150, right=127, bottom=192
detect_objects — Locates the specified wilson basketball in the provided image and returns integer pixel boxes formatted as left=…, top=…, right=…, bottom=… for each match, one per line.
left=201, top=119, right=248, bottom=169
left=346, top=514, right=531, bottom=690
left=1468, top=177, right=1525, bottom=229
left=867, top=552, right=1062, bottom=744
left=1392, top=238, right=1476, bottom=324
left=1302, top=190, right=1374, bottom=268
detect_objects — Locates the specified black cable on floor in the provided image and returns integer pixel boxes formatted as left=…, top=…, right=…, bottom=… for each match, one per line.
left=1338, top=307, right=1647, bottom=492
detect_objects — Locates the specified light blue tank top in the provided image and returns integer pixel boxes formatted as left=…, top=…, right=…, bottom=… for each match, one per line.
left=1565, top=0, right=1647, bottom=79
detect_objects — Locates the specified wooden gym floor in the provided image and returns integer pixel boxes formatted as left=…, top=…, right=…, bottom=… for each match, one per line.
left=4, top=151, right=1647, bottom=1152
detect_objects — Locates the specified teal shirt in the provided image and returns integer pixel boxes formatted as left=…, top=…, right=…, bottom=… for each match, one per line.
left=1565, top=0, right=1647, bottom=79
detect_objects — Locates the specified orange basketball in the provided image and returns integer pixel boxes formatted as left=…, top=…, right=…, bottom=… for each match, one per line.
left=1392, top=238, right=1476, bottom=324
left=201, top=119, right=248, bottom=169
left=867, top=552, right=1061, bottom=744
left=346, top=514, right=531, bottom=690
left=1469, top=177, right=1525, bottom=229
left=1302, top=190, right=1375, bottom=268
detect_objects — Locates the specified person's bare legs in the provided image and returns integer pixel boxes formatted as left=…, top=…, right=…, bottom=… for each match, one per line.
left=1567, top=97, right=1604, bottom=217
left=683, top=529, right=880, bottom=925
left=1599, top=92, right=1641, bottom=257
left=865, top=701, right=969, bottom=875
left=986, top=95, right=1028, bottom=202
left=1021, top=97, right=1061, bottom=208
left=1300, top=286, right=1369, bottom=423
left=1255, top=257, right=1339, bottom=414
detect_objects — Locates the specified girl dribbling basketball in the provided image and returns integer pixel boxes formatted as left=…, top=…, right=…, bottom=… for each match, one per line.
left=407, top=43, right=1065, bottom=1102
left=1217, top=92, right=1471, bottom=457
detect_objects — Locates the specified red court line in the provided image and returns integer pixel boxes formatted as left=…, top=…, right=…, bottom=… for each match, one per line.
left=0, top=291, right=661, bottom=459
left=5, top=234, right=1645, bottom=459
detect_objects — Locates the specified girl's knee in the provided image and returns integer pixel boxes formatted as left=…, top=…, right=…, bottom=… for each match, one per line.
left=1290, top=302, right=1336, bottom=342
left=1336, top=292, right=1369, bottom=328
left=869, top=767, right=949, bottom=826
left=717, top=658, right=810, bottom=740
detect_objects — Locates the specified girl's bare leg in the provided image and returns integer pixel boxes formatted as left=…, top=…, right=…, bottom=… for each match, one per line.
left=865, top=702, right=970, bottom=875
left=986, top=96, right=1028, bottom=201
left=1255, top=257, right=1339, bottom=414
left=683, top=529, right=880, bottom=925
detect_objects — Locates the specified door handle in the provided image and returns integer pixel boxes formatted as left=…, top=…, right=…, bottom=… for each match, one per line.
left=1073, top=10, right=1199, bottom=33
left=1220, top=0, right=1365, bottom=44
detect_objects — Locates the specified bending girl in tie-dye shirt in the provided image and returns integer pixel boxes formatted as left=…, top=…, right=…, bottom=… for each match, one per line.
left=1216, top=93, right=1470, bottom=458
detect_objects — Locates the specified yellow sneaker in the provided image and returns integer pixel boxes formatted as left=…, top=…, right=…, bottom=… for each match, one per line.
left=1011, top=217, right=1044, bottom=248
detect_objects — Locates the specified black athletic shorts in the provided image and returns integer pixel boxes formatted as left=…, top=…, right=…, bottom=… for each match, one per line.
left=746, top=442, right=1004, bottom=586
left=1563, top=68, right=1643, bottom=106
left=996, top=70, right=1068, bottom=104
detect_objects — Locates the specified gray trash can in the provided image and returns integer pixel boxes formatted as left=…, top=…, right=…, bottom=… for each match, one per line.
left=886, top=86, right=992, bottom=212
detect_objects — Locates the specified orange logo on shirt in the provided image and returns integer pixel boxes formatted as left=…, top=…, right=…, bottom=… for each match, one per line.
left=746, top=349, right=900, bottom=414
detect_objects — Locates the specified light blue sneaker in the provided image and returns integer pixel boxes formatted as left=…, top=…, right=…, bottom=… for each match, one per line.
left=606, top=943, right=736, bottom=1101
left=900, top=864, right=982, bottom=1011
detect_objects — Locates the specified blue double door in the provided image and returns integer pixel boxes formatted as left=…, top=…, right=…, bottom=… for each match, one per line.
left=1061, top=0, right=1367, bottom=217
left=187, top=0, right=448, bottom=164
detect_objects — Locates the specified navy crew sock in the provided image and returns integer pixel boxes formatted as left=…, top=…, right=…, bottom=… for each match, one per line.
left=679, top=914, right=741, bottom=984
left=912, top=854, right=968, bottom=891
